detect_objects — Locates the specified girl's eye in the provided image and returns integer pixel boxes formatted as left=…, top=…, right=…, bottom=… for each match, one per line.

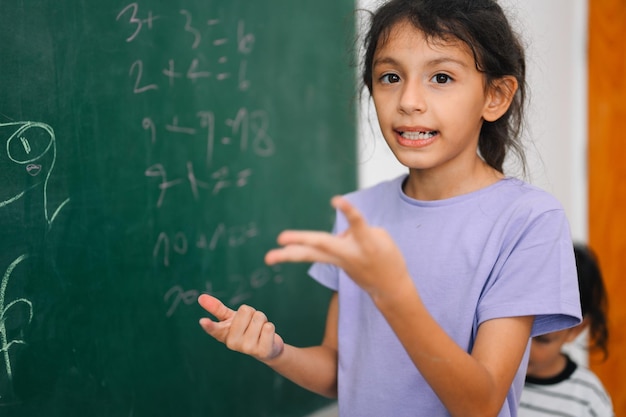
left=431, top=73, right=452, bottom=84
left=380, top=73, right=400, bottom=84
left=532, top=335, right=553, bottom=345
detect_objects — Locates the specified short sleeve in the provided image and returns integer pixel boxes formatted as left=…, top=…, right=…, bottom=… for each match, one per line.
left=477, top=208, right=582, bottom=336
left=308, top=212, right=342, bottom=291
left=308, top=261, right=340, bottom=291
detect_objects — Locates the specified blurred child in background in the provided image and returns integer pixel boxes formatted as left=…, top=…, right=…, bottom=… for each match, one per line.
left=519, top=243, right=614, bottom=417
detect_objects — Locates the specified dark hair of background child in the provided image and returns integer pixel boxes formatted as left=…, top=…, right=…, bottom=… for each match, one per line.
left=574, top=243, right=609, bottom=360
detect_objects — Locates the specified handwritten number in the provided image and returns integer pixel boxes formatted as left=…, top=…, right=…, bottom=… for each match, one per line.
left=153, top=232, right=170, bottom=267
left=251, top=111, right=275, bottom=156
left=142, top=117, right=156, bottom=143
left=117, top=3, right=158, bottom=42
left=116, top=3, right=142, bottom=42
left=226, top=108, right=249, bottom=152
left=129, top=60, right=158, bottom=94
left=164, top=286, right=198, bottom=318
left=237, top=20, right=255, bottom=54
left=180, top=10, right=201, bottom=49
left=187, top=59, right=211, bottom=82
left=198, top=111, right=215, bottom=167
left=238, top=60, right=250, bottom=91
left=173, top=232, right=188, bottom=255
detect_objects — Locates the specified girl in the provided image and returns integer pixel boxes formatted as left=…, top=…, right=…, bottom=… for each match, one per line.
left=198, top=1, right=582, bottom=416
left=519, top=243, right=614, bottom=416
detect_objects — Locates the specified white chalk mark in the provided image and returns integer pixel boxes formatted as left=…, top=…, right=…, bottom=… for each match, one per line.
left=0, top=254, right=32, bottom=384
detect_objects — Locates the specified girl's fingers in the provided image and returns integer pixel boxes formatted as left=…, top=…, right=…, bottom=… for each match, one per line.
left=275, top=230, right=332, bottom=246
left=198, top=317, right=220, bottom=336
left=259, top=322, right=284, bottom=361
left=265, top=243, right=339, bottom=266
left=264, top=197, right=371, bottom=267
left=198, top=294, right=235, bottom=322
left=228, top=304, right=256, bottom=341
left=331, top=196, right=368, bottom=234
left=233, top=313, right=283, bottom=361
left=244, top=310, right=269, bottom=344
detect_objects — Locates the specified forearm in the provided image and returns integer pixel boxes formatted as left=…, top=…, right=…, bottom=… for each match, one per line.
left=262, top=293, right=339, bottom=398
left=262, top=344, right=338, bottom=398
left=372, top=278, right=530, bottom=417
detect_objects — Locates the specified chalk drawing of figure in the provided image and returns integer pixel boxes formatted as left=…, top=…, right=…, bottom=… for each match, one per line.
left=0, top=121, right=69, bottom=402
left=0, top=121, right=70, bottom=228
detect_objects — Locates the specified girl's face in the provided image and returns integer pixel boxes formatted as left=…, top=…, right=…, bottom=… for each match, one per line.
left=527, top=329, right=577, bottom=378
left=371, top=21, right=495, bottom=178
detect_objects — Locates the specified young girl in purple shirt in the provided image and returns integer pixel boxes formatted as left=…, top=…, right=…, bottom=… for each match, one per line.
left=198, top=1, right=582, bottom=415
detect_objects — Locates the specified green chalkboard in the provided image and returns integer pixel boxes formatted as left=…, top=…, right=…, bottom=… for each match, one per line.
left=0, top=1, right=356, bottom=416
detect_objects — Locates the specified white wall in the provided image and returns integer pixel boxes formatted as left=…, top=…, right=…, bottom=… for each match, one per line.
left=356, top=0, right=588, bottom=243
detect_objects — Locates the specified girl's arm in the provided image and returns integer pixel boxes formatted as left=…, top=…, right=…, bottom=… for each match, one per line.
left=265, top=196, right=533, bottom=417
left=198, top=292, right=339, bottom=398
left=374, top=281, right=533, bottom=417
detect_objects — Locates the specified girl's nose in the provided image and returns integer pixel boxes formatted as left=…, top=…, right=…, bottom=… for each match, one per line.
left=398, top=80, right=426, bottom=114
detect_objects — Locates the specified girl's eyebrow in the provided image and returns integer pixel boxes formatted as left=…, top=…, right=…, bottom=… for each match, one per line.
left=373, top=55, right=470, bottom=70
left=426, top=57, right=469, bottom=69
left=372, top=56, right=401, bottom=68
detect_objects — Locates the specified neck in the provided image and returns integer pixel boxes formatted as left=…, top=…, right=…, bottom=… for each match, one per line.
left=403, top=159, right=503, bottom=201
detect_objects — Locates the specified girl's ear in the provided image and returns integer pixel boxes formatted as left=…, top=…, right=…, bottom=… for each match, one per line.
left=483, top=76, right=518, bottom=122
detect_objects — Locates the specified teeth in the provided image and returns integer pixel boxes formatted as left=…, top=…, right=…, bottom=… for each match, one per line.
left=400, top=131, right=436, bottom=140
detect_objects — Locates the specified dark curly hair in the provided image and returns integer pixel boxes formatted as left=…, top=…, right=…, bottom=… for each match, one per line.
left=361, top=0, right=527, bottom=174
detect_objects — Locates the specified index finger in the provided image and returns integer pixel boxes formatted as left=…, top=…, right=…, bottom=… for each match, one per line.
left=198, top=294, right=235, bottom=322
left=331, top=196, right=369, bottom=232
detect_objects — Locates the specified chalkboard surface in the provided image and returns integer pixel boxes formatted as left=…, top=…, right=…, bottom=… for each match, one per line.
left=0, top=1, right=356, bottom=416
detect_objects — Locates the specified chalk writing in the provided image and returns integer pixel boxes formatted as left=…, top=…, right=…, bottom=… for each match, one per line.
left=179, top=9, right=201, bottom=49
left=116, top=3, right=160, bottom=43
left=116, top=4, right=277, bottom=318
left=0, top=255, right=32, bottom=385
left=153, top=222, right=259, bottom=267
left=142, top=109, right=275, bottom=168
left=129, top=60, right=158, bottom=93
left=211, top=265, right=284, bottom=307
left=164, top=265, right=283, bottom=317
left=145, top=163, right=252, bottom=207
left=117, top=4, right=254, bottom=91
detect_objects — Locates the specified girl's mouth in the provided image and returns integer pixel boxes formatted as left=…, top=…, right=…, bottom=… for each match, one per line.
left=398, top=130, right=438, bottom=140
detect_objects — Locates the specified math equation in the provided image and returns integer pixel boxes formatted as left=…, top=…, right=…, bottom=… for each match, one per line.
left=116, top=3, right=280, bottom=317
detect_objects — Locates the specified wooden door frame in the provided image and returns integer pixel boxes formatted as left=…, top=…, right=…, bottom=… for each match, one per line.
left=588, top=0, right=626, bottom=414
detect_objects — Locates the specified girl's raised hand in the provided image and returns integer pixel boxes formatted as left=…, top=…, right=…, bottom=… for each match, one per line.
left=265, top=196, right=411, bottom=300
left=198, top=294, right=284, bottom=362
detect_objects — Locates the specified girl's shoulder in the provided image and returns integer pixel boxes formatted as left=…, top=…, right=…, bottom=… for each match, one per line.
left=342, top=174, right=405, bottom=205
left=491, top=177, right=566, bottom=211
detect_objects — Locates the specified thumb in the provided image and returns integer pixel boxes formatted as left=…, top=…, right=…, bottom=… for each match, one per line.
left=198, top=294, right=234, bottom=322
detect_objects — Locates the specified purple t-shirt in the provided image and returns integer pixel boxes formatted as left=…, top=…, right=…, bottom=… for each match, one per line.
left=309, top=175, right=581, bottom=417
